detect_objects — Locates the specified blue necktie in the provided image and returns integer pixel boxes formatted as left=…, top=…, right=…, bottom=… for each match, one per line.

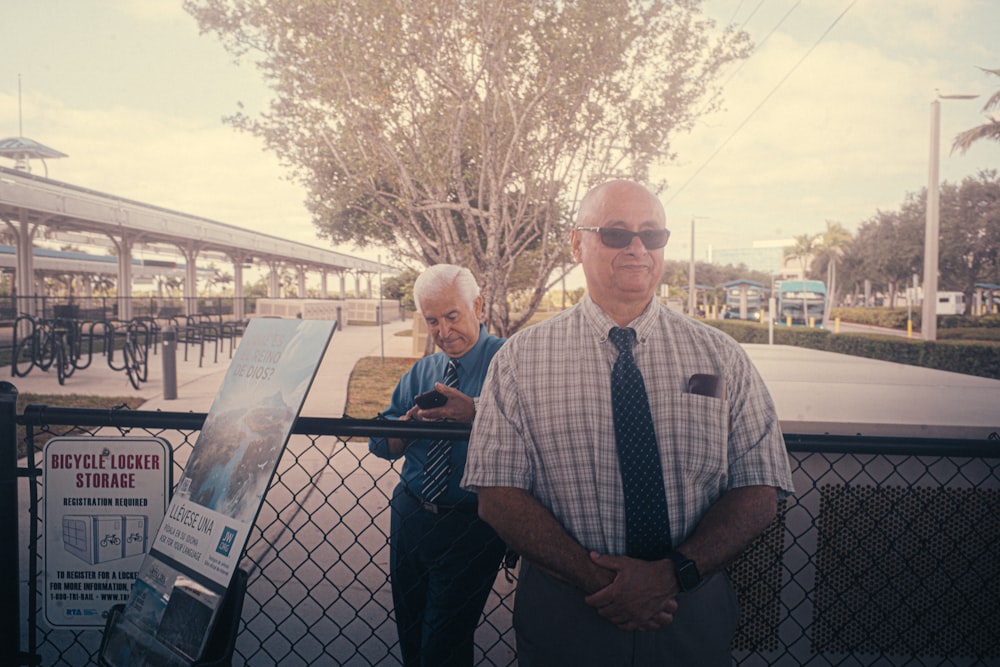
left=608, top=327, right=672, bottom=560
left=422, top=360, right=459, bottom=502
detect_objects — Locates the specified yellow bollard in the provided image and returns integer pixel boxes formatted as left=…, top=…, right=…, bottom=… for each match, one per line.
left=808, top=317, right=815, bottom=328
left=907, top=319, right=912, bottom=338
left=786, top=316, right=792, bottom=327
left=835, top=317, right=841, bottom=334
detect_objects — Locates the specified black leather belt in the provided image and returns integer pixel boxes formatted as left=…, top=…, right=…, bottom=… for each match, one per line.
left=402, top=485, right=478, bottom=515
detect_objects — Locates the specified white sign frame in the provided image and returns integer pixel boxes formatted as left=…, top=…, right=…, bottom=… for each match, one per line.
left=43, top=436, right=171, bottom=628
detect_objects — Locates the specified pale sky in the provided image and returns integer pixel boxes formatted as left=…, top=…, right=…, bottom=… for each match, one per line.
left=1, top=0, right=998, bottom=286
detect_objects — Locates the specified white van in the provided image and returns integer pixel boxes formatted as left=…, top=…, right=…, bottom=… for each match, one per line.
left=936, top=291, right=966, bottom=315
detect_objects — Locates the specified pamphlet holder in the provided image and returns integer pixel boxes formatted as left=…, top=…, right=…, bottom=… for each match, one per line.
left=98, top=568, right=248, bottom=667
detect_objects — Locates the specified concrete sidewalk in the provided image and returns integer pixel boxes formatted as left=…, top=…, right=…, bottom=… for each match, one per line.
left=5, top=318, right=417, bottom=418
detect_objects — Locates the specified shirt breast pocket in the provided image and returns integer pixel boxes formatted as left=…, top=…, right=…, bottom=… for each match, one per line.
left=661, top=393, right=729, bottom=488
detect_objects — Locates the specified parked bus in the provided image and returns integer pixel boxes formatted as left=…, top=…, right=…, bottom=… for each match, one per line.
left=777, top=280, right=826, bottom=327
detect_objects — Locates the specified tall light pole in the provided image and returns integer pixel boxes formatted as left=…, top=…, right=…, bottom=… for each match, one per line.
left=922, top=93, right=978, bottom=341
left=688, top=216, right=708, bottom=316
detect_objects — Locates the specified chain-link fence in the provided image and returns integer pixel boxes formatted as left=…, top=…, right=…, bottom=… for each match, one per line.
left=5, top=399, right=999, bottom=666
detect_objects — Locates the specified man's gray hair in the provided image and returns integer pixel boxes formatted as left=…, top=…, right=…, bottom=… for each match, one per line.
left=413, top=264, right=480, bottom=314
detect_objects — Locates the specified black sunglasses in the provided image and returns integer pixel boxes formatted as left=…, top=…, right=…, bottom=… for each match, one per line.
left=575, top=226, right=671, bottom=249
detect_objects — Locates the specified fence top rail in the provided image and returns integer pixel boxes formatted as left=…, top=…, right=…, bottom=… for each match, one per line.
left=783, top=432, right=1000, bottom=459
left=13, top=404, right=1000, bottom=457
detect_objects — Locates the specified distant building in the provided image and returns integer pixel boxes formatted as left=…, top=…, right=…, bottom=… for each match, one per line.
left=710, top=239, right=808, bottom=281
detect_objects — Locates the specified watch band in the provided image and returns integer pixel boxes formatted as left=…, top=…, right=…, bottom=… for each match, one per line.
left=667, top=550, right=701, bottom=592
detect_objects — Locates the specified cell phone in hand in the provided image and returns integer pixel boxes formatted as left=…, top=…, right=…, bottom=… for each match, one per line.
left=414, top=389, right=447, bottom=409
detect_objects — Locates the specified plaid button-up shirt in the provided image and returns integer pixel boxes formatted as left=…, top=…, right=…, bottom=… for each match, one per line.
left=463, top=295, right=794, bottom=555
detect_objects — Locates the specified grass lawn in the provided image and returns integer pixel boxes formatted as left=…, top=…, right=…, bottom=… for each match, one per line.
left=343, top=356, right=419, bottom=419
left=341, top=312, right=559, bottom=419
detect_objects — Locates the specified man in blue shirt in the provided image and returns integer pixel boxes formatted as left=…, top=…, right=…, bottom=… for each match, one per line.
left=370, top=264, right=506, bottom=667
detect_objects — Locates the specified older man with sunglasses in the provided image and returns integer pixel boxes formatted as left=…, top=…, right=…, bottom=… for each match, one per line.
left=463, top=180, right=794, bottom=666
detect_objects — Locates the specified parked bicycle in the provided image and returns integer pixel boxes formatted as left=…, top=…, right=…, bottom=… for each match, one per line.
left=11, top=314, right=100, bottom=385
left=105, top=318, right=151, bottom=390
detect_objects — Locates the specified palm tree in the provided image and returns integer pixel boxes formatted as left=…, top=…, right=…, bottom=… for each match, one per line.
left=784, top=233, right=819, bottom=280
left=813, top=221, right=853, bottom=319
left=92, top=275, right=115, bottom=297
left=952, top=67, right=1000, bottom=154
left=216, top=271, right=234, bottom=293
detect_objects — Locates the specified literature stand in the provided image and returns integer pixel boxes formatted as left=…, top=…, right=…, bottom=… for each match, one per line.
left=99, top=568, right=247, bottom=667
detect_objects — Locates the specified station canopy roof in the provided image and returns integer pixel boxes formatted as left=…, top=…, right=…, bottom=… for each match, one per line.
left=0, top=137, right=68, bottom=160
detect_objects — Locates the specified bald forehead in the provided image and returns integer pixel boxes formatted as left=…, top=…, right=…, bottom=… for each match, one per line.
left=578, top=181, right=665, bottom=226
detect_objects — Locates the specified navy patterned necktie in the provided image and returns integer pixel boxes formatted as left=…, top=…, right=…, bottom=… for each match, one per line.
left=422, top=360, right=459, bottom=502
left=608, top=327, right=672, bottom=560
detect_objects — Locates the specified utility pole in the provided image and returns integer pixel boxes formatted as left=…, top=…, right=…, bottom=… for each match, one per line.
left=922, top=93, right=977, bottom=341
left=688, top=216, right=708, bottom=317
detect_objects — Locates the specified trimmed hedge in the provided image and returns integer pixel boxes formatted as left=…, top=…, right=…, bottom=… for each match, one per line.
left=829, top=307, right=1000, bottom=330
left=829, top=307, right=913, bottom=329
left=705, top=320, right=1000, bottom=380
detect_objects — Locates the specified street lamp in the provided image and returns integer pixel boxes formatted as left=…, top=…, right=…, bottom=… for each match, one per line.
left=922, top=92, right=978, bottom=341
left=688, top=216, right=708, bottom=316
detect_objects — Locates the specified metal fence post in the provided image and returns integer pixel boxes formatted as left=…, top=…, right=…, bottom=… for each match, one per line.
left=0, top=381, right=21, bottom=665
left=162, top=325, right=178, bottom=400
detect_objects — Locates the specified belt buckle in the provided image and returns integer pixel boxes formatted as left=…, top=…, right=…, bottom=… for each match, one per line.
left=421, top=500, right=439, bottom=514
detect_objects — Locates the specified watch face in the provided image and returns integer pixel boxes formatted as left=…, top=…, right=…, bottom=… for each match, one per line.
left=677, top=560, right=700, bottom=591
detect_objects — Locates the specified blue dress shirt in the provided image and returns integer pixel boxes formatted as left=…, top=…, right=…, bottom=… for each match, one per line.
left=369, top=324, right=504, bottom=505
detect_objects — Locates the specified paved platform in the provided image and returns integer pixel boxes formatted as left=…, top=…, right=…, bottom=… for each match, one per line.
left=5, top=322, right=999, bottom=439
left=746, top=344, right=1000, bottom=439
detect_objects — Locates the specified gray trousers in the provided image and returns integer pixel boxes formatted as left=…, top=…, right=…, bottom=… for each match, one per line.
left=514, top=560, right=738, bottom=667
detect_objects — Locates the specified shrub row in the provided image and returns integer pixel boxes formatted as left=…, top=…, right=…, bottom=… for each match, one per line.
left=706, top=320, right=1000, bottom=380
left=829, top=307, right=1000, bottom=330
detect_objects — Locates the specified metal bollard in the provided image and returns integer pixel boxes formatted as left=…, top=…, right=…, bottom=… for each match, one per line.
left=161, top=325, right=177, bottom=400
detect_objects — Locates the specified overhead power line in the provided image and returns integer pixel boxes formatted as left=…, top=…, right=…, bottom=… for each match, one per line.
left=720, top=0, right=804, bottom=91
left=666, top=0, right=858, bottom=206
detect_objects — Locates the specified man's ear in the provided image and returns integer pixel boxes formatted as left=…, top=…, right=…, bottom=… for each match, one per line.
left=571, top=228, right=583, bottom=263
left=473, top=294, right=484, bottom=320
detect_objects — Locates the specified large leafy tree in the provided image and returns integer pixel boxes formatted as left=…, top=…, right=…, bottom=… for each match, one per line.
left=838, top=174, right=1000, bottom=312
left=381, top=267, right=420, bottom=312
left=952, top=67, right=1000, bottom=155
left=184, top=0, right=750, bottom=335
left=847, top=203, right=924, bottom=307
left=938, top=170, right=1000, bottom=312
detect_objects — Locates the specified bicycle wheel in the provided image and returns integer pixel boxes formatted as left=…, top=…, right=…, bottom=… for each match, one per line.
left=56, top=343, right=69, bottom=385
left=131, top=333, right=149, bottom=383
left=11, top=336, right=36, bottom=377
left=36, top=328, right=58, bottom=372
left=122, top=337, right=146, bottom=389
left=58, top=332, right=79, bottom=384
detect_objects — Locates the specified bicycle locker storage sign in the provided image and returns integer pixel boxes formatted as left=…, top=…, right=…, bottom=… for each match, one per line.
left=43, top=437, right=171, bottom=628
